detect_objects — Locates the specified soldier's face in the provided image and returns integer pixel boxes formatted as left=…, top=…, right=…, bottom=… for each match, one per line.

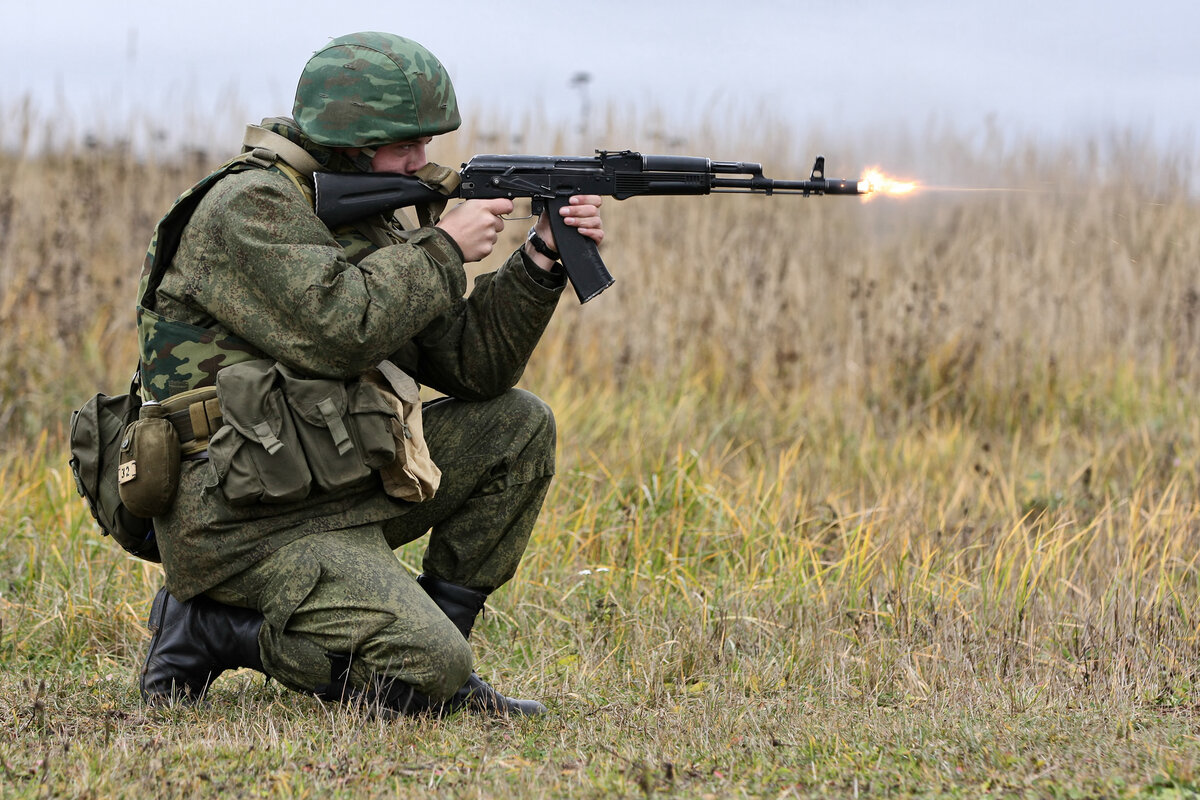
left=370, top=137, right=433, bottom=174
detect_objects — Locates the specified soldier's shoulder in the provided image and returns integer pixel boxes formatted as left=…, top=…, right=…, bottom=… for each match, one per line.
left=194, top=165, right=309, bottom=223
left=208, top=165, right=302, bottom=201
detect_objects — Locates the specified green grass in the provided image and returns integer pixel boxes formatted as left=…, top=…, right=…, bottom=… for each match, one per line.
left=3, top=676, right=1199, bottom=798
left=5, top=369, right=1200, bottom=798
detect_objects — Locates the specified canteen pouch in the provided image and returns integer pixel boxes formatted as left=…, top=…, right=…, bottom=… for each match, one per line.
left=68, top=383, right=161, bottom=562
left=116, top=402, right=182, bottom=518
left=363, top=361, right=442, bottom=502
left=276, top=364, right=395, bottom=493
left=208, top=359, right=311, bottom=506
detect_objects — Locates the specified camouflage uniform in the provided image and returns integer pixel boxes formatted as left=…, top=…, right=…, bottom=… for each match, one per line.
left=142, top=99, right=567, bottom=696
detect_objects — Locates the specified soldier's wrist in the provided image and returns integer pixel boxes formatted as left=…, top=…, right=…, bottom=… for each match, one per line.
left=524, top=227, right=559, bottom=271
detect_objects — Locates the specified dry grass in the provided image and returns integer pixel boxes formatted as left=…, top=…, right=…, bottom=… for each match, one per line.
left=2, top=99, right=1200, bottom=797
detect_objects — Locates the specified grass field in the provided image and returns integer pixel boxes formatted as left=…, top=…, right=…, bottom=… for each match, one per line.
left=2, top=104, right=1200, bottom=797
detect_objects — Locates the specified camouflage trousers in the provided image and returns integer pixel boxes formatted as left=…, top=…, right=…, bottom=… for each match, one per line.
left=205, top=389, right=556, bottom=699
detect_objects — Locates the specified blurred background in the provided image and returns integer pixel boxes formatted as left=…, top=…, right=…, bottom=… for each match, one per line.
left=5, top=0, right=1198, bottom=166
left=2, top=0, right=1198, bottom=439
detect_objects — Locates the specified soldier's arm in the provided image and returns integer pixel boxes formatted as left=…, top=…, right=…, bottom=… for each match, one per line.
left=405, top=247, right=567, bottom=400
left=179, top=169, right=468, bottom=378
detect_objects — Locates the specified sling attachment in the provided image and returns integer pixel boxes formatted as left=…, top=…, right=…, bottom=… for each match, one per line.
left=411, top=162, right=462, bottom=227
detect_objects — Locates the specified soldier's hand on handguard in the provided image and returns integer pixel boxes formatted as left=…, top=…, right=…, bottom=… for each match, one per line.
left=437, top=198, right=514, bottom=263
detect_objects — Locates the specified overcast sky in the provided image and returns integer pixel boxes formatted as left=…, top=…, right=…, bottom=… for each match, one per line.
left=4, top=0, right=1197, bottom=159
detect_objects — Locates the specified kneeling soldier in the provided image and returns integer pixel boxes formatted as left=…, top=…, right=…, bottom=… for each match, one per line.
left=137, top=31, right=605, bottom=716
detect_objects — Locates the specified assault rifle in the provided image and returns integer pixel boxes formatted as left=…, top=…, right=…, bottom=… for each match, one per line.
left=314, top=151, right=869, bottom=303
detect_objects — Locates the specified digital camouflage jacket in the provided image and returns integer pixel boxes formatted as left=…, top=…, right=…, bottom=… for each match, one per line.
left=142, top=119, right=567, bottom=600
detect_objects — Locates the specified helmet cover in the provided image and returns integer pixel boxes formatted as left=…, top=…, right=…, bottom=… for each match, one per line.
left=294, top=32, right=461, bottom=147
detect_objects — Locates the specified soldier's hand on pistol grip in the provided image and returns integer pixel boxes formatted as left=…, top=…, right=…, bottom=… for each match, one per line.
left=436, top=198, right=514, bottom=263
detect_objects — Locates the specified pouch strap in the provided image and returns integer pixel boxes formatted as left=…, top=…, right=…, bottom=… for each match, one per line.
left=174, top=397, right=224, bottom=441
left=162, top=388, right=223, bottom=448
left=316, top=396, right=354, bottom=456
left=252, top=421, right=284, bottom=455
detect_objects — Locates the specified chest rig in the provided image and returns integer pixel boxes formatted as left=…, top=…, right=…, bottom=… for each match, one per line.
left=137, top=124, right=407, bottom=401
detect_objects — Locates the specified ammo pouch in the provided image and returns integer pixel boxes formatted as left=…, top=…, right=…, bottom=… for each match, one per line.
left=207, top=359, right=437, bottom=507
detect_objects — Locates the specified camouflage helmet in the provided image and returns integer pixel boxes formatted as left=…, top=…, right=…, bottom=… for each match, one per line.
left=293, top=32, right=461, bottom=148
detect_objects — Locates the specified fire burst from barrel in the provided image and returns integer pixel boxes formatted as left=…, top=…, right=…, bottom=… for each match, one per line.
left=860, top=168, right=918, bottom=201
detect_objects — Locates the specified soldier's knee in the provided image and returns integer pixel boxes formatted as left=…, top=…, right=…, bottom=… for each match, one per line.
left=507, top=388, right=556, bottom=451
left=420, top=632, right=473, bottom=700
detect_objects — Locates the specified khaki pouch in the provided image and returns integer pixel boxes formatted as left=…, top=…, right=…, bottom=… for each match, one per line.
left=117, top=402, right=182, bottom=518
left=363, top=361, right=441, bottom=502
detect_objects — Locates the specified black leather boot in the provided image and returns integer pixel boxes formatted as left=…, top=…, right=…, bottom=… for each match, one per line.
left=314, top=653, right=445, bottom=718
left=140, top=587, right=265, bottom=705
left=417, top=573, right=547, bottom=717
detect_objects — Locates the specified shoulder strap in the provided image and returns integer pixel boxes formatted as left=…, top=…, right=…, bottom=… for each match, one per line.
left=139, top=124, right=330, bottom=313
left=240, top=123, right=321, bottom=207
left=241, top=122, right=323, bottom=176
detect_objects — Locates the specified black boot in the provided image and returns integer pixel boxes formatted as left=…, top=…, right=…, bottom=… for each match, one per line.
left=140, top=587, right=265, bottom=705
left=417, top=574, right=547, bottom=717
left=317, top=664, right=544, bottom=719
left=314, top=653, right=446, bottom=718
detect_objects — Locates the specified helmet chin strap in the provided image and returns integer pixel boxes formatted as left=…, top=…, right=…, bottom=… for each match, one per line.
left=350, top=146, right=377, bottom=173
